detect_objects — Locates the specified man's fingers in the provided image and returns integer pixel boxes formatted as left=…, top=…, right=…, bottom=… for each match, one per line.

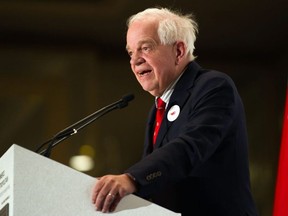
left=91, top=174, right=136, bottom=212
left=109, top=196, right=122, bottom=212
left=91, top=178, right=103, bottom=204
left=94, top=190, right=107, bottom=211
left=102, top=192, right=117, bottom=213
left=98, top=183, right=119, bottom=212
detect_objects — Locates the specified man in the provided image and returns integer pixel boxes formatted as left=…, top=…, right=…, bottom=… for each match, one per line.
left=91, top=8, right=258, bottom=216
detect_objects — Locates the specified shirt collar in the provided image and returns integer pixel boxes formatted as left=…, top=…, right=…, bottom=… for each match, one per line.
left=155, top=71, right=185, bottom=108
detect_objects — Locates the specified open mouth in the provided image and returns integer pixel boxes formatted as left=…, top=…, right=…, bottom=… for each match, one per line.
left=139, top=70, right=152, bottom=76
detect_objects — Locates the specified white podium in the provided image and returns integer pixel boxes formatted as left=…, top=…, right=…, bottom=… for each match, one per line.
left=0, top=144, right=180, bottom=216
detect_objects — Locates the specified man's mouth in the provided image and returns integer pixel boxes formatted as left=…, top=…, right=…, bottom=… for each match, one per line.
left=138, top=70, right=152, bottom=76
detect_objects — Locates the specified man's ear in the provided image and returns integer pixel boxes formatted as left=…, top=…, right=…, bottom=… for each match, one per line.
left=175, top=41, right=186, bottom=65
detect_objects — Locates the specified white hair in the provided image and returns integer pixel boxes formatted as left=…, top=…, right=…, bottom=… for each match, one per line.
left=127, top=8, right=198, bottom=60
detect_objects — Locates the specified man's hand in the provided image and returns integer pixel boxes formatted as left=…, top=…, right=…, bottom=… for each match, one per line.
left=91, top=174, right=137, bottom=213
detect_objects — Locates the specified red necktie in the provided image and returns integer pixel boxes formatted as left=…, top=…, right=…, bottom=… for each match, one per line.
left=153, top=98, right=166, bottom=145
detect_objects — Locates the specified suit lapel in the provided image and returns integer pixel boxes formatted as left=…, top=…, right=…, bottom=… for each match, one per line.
left=154, top=61, right=201, bottom=148
left=153, top=91, right=190, bottom=148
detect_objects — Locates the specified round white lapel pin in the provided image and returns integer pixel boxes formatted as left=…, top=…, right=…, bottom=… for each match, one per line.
left=167, top=105, right=180, bottom=122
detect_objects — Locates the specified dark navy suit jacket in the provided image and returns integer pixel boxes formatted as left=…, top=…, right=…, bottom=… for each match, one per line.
left=126, top=61, right=258, bottom=216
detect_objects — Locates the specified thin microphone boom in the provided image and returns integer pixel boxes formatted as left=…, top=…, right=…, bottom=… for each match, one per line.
left=35, top=93, right=134, bottom=157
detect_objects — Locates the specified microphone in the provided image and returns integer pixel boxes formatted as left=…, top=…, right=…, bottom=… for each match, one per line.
left=35, top=93, right=135, bottom=157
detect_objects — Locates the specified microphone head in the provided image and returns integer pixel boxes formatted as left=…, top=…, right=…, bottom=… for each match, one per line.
left=118, top=93, right=135, bottom=109
left=122, top=94, right=135, bottom=103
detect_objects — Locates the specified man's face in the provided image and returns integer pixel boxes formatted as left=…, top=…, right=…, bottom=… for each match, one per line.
left=126, top=20, right=179, bottom=97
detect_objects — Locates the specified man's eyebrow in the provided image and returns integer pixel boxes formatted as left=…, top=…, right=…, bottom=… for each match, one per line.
left=126, top=39, right=156, bottom=51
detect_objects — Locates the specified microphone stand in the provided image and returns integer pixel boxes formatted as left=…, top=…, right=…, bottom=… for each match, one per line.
left=35, top=94, right=134, bottom=157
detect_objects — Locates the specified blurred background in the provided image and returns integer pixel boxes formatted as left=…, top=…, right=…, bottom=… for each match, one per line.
left=0, top=0, right=287, bottom=215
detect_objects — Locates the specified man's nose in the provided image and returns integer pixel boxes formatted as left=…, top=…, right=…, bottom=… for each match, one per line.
left=130, top=54, right=145, bottom=66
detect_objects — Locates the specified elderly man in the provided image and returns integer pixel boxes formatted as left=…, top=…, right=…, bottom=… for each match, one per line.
left=91, top=7, right=258, bottom=216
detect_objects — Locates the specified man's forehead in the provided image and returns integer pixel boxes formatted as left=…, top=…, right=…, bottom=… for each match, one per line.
left=126, top=22, right=159, bottom=50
